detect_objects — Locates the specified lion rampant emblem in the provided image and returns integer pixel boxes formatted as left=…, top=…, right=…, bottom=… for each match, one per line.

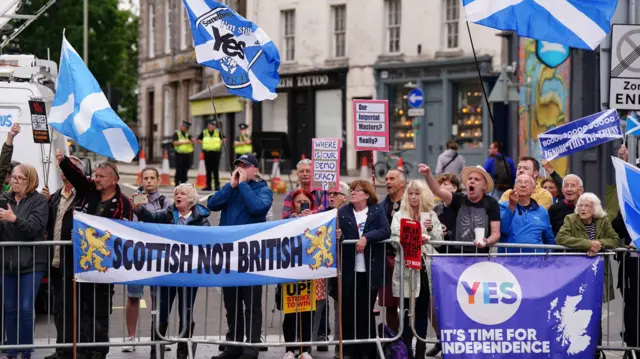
left=78, top=228, right=112, bottom=272
left=305, top=226, right=334, bottom=270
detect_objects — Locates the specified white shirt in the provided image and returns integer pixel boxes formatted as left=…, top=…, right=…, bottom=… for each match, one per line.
left=354, top=207, right=368, bottom=272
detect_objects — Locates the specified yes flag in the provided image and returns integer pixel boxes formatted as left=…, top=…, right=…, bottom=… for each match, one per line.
left=49, top=35, right=139, bottom=162
left=612, top=157, right=640, bottom=249
left=463, top=0, right=618, bottom=50
left=183, top=0, right=280, bottom=101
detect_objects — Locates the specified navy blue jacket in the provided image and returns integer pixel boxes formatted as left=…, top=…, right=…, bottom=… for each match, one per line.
left=338, top=203, right=390, bottom=290
left=207, top=179, right=273, bottom=226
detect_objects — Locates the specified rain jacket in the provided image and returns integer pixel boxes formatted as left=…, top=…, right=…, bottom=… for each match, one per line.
left=207, top=178, right=273, bottom=226
left=498, top=199, right=555, bottom=253
left=435, top=149, right=465, bottom=176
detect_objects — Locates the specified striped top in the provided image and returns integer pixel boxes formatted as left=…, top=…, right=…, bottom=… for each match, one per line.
left=585, top=223, right=596, bottom=241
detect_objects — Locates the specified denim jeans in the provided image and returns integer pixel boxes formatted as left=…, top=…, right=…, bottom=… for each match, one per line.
left=3, top=271, right=45, bottom=357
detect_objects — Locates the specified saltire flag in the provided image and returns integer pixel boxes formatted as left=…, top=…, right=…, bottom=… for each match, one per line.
left=183, top=0, right=280, bottom=101
left=462, top=0, right=619, bottom=50
left=73, top=210, right=337, bottom=287
left=626, top=113, right=640, bottom=136
left=48, top=35, right=139, bottom=162
left=612, top=157, right=640, bottom=249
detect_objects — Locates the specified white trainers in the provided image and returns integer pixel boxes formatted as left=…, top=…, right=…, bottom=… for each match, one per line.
left=282, top=351, right=296, bottom=359
left=121, top=336, right=136, bottom=352
left=299, top=352, right=314, bottom=359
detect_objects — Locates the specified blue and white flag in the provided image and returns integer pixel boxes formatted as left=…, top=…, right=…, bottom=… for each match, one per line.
left=612, top=157, right=640, bottom=249
left=73, top=210, right=337, bottom=287
left=538, top=109, right=622, bottom=160
left=626, top=113, right=640, bottom=136
left=49, top=35, right=139, bottom=162
left=183, top=0, right=280, bottom=101
left=463, top=0, right=618, bottom=50
left=432, top=256, right=603, bottom=358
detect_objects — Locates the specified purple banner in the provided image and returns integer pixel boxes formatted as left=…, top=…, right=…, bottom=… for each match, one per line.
left=431, top=256, right=604, bottom=358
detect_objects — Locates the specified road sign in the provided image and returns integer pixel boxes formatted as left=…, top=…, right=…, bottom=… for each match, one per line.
left=609, top=24, right=640, bottom=110
left=408, top=88, right=424, bottom=108
left=407, top=108, right=425, bottom=117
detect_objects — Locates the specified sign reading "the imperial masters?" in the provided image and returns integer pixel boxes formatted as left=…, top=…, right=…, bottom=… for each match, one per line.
left=353, top=99, right=389, bottom=151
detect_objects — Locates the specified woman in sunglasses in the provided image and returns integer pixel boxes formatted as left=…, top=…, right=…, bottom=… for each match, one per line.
left=134, top=183, right=210, bottom=359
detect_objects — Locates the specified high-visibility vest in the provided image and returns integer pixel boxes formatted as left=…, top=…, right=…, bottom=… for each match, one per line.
left=235, top=134, right=252, bottom=155
left=202, top=129, right=222, bottom=151
left=174, top=131, right=194, bottom=154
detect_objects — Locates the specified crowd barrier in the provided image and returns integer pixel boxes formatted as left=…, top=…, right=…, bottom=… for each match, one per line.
left=1, top=239, right=640, bottom=358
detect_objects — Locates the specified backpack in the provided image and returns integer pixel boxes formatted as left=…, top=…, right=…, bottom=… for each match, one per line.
left=377, top=323, right=409, bottom=359
left=492, top=155, right=511, bottom=189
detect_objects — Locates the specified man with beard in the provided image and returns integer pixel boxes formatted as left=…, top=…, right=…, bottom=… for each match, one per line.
left=548, top=174, right=584, bottom=235
left=419, top=164, right=501, bottom=253
left=282, top=159, right=323, bottom=219
left=500, top=156, right=553, bottom=209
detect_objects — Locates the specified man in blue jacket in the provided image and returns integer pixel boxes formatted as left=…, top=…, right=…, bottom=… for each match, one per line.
left=208, top=154, right=273, bottom=359
left=499, top=174, right=555, bottom=253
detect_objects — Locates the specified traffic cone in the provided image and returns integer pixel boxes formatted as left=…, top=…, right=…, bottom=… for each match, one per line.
left=160, top=150, right=171, bottom=186
left=397, top=157, right=404, bottom=172
left=136, top=150, right=146, bottom=185
left=360, top=156, right=369, bottom=179
left=195, top=152, right=207, bottom=189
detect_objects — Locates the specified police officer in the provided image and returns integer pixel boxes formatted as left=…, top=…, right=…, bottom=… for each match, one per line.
left=172, top=121, right=194, bottom=185
left=197, top=120, right=225, bottom=191
left=234, top=123, right=252, bottom=159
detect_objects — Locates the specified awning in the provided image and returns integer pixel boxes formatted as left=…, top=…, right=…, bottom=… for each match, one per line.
left=189, top=83, right=244, bottom=116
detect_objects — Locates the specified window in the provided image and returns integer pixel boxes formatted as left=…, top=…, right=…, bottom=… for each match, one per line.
left=164, top=0, right=173, bottom=54
left=148, top=4, right=155, bottom=58
left=331, top=5, right=346, bottom=58
left=444, top=0, right=460, bottom=48
left=385, top=0, right=401, bottom=53
left=281, top=10, right=295, bottom=61
left=180, top=3, right=189, bottom=50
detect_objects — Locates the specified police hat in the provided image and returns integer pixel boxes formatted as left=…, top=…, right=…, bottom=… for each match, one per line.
left=182, top=121, right=192, bottom=127
left=208, top=120, right=218, bottom=126
left=239, top=123, right=249, bottom=130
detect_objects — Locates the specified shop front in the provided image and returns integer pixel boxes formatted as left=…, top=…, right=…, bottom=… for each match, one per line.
left=374, top=56, right=497, bottom=173
left=252, top=68, right=348, bottom=173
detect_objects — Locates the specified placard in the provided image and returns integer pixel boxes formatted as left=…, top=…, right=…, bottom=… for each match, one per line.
left=282, top=280, right=316, bottom=314
left=353, top=99, right=389, bottom=151
left=311, top=138, right=341, bottom=191
left=0, top=108, right=18, bottom=133
left=400, top=218, right=422, bottom=269
left=28, top=100, right=50, bottom=143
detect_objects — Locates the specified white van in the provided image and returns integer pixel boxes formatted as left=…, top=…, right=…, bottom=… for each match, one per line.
left=0, top=54, right=70, bottom=194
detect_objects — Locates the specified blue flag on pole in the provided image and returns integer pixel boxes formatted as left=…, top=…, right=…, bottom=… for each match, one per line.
left=48, top=35, right=139, bottom=162
left=612, top=157, right=640, bottom=249
left=183, top=0, right=280, bottom=101
left=626, top=114, right=640, bottom=136
left=462, top=0, right=618, bottom=50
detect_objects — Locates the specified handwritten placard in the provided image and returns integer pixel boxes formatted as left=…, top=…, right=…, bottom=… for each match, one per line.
left=353, top=99, right=389, bottom=151
left=311, top=138, right=341, bottom=191
left=283, top=280, right=316, bottom=314
left=400, top=218, right=422, bottom=269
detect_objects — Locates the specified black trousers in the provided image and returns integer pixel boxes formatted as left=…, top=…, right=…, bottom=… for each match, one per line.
left=51, top=266, right=75, bottom=356
left=622, top=256, right=640, bottom=347
left=222, top=286, right=263, bottom=358
left=204, top=150, right=222, bottom=189
left=283, top=311, right=313, bottom=353
left=78, top=283, right=114, bottom=357
left=342, top=273, right=377, bottom=358
left=174, top=153, right=192, bottom=185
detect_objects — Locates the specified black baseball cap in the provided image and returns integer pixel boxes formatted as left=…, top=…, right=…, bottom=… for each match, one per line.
left=233, top=154, right=259, bottom=167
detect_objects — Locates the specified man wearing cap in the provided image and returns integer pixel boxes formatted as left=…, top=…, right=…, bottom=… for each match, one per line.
left=197, top=120, right=226, bottom=191
left=208, top=154, right=273, bottom=359
left=234, top=123, right=252, bottom=159
left=419, top=163, right=501, bottom=253
left=173, top=121, right=195, bottom=186
left=499, top=156, right=553, bottom=209
left=498, top=174, right=555, bottom=253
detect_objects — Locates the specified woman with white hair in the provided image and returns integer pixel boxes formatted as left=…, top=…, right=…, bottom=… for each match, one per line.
left=390, top=180, right=443, bottom=359
left=134, top=183, right=210, bottom=359
left=557, top=192, right=620, bottom=359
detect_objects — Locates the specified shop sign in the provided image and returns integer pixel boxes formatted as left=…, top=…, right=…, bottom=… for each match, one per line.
left=353, top=99, right=389, bottom=151
left=276, top=73, right=340, bottom=90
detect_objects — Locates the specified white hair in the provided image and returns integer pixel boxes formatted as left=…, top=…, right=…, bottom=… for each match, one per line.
left=296, top=159, right=312, bottom=169
left=174, top=184, right=200, bottom=207
left=575, top=192, right=606, bottom=219
left=563, top=174, right=584, bottom=187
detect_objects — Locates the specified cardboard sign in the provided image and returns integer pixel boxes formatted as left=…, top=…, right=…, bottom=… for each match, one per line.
left=400, top=218, right=422, bottom=269
left=28, top=100, right=50, bottom=143
left=311, top=138, right=341, bottom=191
left=353, top=99, right=389, bottom=151
left=283, top=280, right=316, bottom=314
left=0, top=108, right=18, bottom=133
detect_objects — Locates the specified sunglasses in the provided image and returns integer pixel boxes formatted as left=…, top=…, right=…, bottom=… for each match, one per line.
left=97, top=162, right=119, bottom=178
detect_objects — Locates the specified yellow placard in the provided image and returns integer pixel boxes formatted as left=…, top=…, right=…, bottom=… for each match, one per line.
left=283, top=280, right=316, bottom=314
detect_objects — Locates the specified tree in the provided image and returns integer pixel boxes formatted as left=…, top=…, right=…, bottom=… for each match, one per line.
left=6, top=0, right=139, bottom=124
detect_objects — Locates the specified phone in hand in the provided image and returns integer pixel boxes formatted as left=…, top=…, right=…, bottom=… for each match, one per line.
left=300, top=202, right=310, bottom=212
left=0, top=198, right=8, bottom=210
left=132, top=194, right=149, bottom=205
